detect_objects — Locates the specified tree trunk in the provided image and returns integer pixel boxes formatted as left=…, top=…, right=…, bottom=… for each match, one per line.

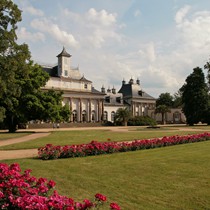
left=8, top=115, right=17, bottom=133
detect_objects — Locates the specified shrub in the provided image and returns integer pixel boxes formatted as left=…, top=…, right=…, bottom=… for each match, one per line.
left=127, top=116, right=157, bottom=126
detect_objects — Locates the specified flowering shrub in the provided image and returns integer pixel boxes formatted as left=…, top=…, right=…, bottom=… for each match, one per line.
left=38, top=133, right=210, bottom=160
left=0, top=163, right=120, bottom=210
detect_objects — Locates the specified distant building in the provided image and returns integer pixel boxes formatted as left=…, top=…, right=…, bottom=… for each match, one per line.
left=118, top=78, right=156, bottom=116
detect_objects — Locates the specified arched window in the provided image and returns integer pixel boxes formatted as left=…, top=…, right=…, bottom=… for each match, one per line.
left=173, top=111, right=181, bottom=123
left=104, top=111, right=108, bottom=121
left=91, top=111, right=95, bottom=122
left=82, top=110, right=86, bottom=122
left=111, top=111, right=115, bottom=122
left=73, top=110, right=77, bottom=122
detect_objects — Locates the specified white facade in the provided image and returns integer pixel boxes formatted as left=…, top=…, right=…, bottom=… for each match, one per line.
left=42, top=47, right=105, bottom=123
left=41, top=47, right=186, bottom=126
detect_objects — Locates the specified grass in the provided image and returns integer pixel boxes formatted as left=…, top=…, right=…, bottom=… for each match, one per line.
left=3, top=140, right=210, bottom=210
left=0, top=128, right=208, bottom=150
left=0, top=132, right=33, bottom=141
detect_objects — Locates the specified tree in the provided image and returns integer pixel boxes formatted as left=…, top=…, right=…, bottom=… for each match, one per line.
left=155, top=92, right=173, bottom=124
left=156, top=92, right=173, bottom=107
left=180, top=67, right=209, bottom=125
left=0, top=0, right=70, bottom=132
left=155, top=105, right=171, bottom=125
left=115, top=107, right=131, bottom=126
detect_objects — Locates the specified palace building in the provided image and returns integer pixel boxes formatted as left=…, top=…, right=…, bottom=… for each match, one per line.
left=40, top=47, right=185, bottom=125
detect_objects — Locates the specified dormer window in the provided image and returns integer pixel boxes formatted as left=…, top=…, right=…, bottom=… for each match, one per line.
left=116, top=97, right=121, bottom=103
left=105, top=97, right=110, bottom=103
left=138, top=90, right=143, bottom=96
left=84, top=84, right=88, bottom=89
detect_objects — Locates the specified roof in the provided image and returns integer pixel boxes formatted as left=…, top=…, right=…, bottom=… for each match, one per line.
left=57, top=47, right=71, bottom=58
left=91, top=87, right=106, bottom=95
left=118, top=83, right=155, bottom=100
left=80, top=76, right=92, bottom=83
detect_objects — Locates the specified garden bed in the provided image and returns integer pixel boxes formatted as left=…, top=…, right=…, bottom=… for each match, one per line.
left=38, top=133, right=210, bottom=160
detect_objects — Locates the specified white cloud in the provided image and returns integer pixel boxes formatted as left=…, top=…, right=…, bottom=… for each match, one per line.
left=31, top=18, right=79, bottom=48
left=62, top=8, right=122, bottom=48
left=25, top=6, right=44, bottom=16
left=87, top=8, right=117, bottom=26
left=17, top=27, right=45, bottom=42
left=175, top=5, right=191, bottom=24
left=138, top=42, right=156, bottom=62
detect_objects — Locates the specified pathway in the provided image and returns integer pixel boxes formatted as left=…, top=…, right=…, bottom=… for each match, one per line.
left=0, top=132, right=50, bottom=161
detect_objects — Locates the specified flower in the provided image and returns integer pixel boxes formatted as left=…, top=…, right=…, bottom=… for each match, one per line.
left=110, top=202, right=121, bottom=210
left=95, top=193, right=107, bottom=202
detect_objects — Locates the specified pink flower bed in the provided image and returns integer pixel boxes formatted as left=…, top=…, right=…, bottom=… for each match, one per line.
left=38, top=133, right=210, bottom=160
left=0, top=163, right=120, bottom=210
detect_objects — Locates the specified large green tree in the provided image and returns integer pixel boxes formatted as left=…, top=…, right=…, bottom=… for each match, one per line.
left=156, top=92, right=174, bottom=107
left=0, top=0, right=70, bottom=132
left=180, top=67, right=209, bottom=125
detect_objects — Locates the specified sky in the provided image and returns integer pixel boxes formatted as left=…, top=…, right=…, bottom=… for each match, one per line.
left=13, top=0, right=210, bottom=98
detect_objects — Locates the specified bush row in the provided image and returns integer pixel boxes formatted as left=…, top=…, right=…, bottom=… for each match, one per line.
left=0, top=163, right=120, bottom=210
left=38, top=133, right=210, bottom=160
left=127, top=116, right=157, bottom=126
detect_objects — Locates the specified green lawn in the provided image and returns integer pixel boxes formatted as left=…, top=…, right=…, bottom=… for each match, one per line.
left=0, top=128, right=207, bottom=150
left=3, top=140, right=210, bottom=210
left=0, top=132, right=33, bottom=141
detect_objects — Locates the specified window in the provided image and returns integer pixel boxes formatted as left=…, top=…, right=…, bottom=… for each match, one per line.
left=64, top=70, right=68, bottom=76
left=84, top=84, right=88, bottom=89
left=103, top=111, right=108, bottom=121
left=116, top=97, right=120, bottom=103
left=173, top=112, right=181, bottom=123
left=111, top=111, right=115, bottom=122
left=138, top=90, right=143, bottom=96
left=91, top=111, right=95, bottom=122
left=73, top=110, right=77, bottom=122
left=105, top=97, right=110, bottom=103
left=82, top=110, right=86, bottom=122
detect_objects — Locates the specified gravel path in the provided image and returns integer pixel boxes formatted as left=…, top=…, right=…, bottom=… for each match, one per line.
left=0, top=132, right=50, bottom=161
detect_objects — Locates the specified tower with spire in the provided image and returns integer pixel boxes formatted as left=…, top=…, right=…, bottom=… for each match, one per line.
left=57, top=47, right=72, bottom=77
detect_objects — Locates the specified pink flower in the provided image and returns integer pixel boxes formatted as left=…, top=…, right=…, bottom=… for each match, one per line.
left=95, top=193, right=107, bottom=202
left=110, top=202, right=121, bottom=210
left=47, top=180, right=56, bottom=188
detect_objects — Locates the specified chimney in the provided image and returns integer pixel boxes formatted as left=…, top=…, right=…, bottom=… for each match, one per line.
left=101, top=86, right=105, bottom=93
left=112, top=87, right=116, bottom=94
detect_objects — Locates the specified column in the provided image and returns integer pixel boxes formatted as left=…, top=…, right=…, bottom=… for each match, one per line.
left=69, top=97, right=73, bottom=122
left=89, top=99, right=91, bottom=122
left=79, top=98, right=82, bottom=122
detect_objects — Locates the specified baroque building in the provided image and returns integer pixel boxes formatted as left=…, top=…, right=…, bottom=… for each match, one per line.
left=39, top=47, right=184, bottom=125
left=42, top=47, right=105, bottom=123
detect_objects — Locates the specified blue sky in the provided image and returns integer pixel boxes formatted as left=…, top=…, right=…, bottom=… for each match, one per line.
left=13, top=0, right=210, bottom=97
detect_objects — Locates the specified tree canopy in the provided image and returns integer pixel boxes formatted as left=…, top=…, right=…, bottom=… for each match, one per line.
left=180, top=67, right=209, bottom=125
left=115, top=107, right=131, bottom=126
left=0, top=0, right=70, bottom=132
left=156, top=92, right=174, bottom=107
left=155, top=105, right=171, bottom=125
